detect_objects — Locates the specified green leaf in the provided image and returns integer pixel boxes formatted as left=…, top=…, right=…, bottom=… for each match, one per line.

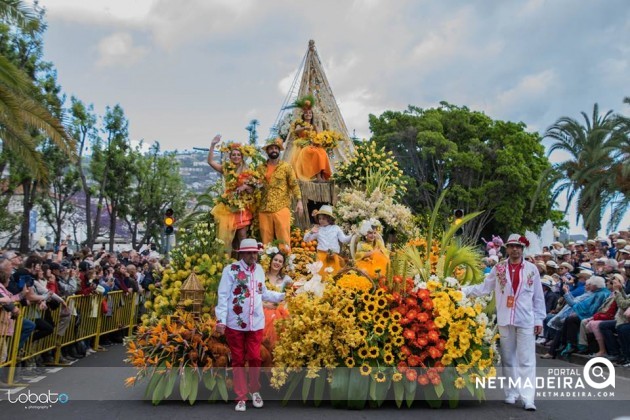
left=422, top=384, right=442, bottom=409
left=144, top=367, right=163, bottom=398
left=151, top=374, right=167, bottom=405
left=330, top=368, right=349, bottom=409
left=404, top=378, right=417, bottom=408
left=188, top=374, right=199, bottom=405
left=347, top=369, right=369, bottom=409
left=216, top=375, right=229, bottom=402
left=434, top=381, right=444, bottom=398
left=282, top=371, right=303, bottom=406
left=179, top=368, right=191, bottom=401
left=313, top=371, right=326, bottom=407
left=393, top=379, right=404, bottom=408
left=202, top=371, right=216, bottom=391
left=302, top=376, right=312, bottom=403
left=373, top=377, right=391, bottom=407
left=164, top=369, right=178, bottom=399
left=208, top=386, right=219, bottom=402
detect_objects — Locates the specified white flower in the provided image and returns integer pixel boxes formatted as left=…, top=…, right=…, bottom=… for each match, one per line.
left=267, top=246, right=279, bottom=255
left=324, top=267, right=334, bottom=274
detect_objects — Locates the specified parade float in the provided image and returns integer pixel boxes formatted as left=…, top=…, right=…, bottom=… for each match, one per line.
left=125, top=40, right=499, bottom=409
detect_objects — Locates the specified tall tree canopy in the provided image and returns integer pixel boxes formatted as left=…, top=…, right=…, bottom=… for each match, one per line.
left=369, top=103, right=563, bottom=240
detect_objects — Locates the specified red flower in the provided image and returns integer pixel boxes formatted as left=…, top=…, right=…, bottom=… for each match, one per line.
left=417, top=375, right=430, bottom=386
left=405, top=369, right=418, bottom=382
left=257, top=282, right=263, bottom=293
left=417, top=289, right=430, bottom=301
left=232, top=298, right=238, bottom=304
left=422, top=299, right=434, bottom=310
left=233, top=305, right=243, bottom=315
left=428, top=346, right=442, bottom=359
left=231, top=264, right=239, bottom=270
left=407, top=355, right=421, bottom=367
left=417, top=312, right=429, bottom=323
left=403, top=329, right=416, bottom=340
left=429, top=376, right=441, bottom=385
left=427, top=330, right=440, bottom=343
left=239, top=321, right=247, bottom=329
left=237, top=271, right=247, bottom=281
left=416, top=336, right=428, bottom=348
left=397, top=361, right=408, bottom=373
left=233, top=287, right=242, bottom=295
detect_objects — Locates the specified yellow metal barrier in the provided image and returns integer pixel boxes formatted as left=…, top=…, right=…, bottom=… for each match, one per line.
left=2, top=291, right=141, bottom=385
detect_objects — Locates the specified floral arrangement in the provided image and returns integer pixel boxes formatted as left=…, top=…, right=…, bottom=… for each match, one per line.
left=335, top=187, right=414, bottom=239
left=218, top=142, right=258, bottom=158
left=333, top=140, right=407, bottom=198
left=287, top=228, right=317, bottom=281
left=218, top=168, right=265, bottom=212
left=295, top=129, right=343, bottom=151
left=125, top=312, right=231, bottom=405
left=277, top=113, right=293, bottom=140
left=336, top=271, right=373, bottom=293
left=290, top=118, right=315, bottom=140
left=144, top=222, right=231, bottom=323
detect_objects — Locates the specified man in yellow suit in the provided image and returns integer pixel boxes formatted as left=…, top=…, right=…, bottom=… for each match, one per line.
left=258, top=138, right=303, bottom=247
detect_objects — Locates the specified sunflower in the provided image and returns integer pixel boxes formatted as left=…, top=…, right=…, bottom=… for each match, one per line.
left=358, top=312, right=372, bottom=323
left=374, top=288, right=385, bottom=298
left=380, top=310, right=391, bottom=320
left=373, top=371, right=387, bottom=383
left=359, top=363, right=372, bottom=376
left=383, top=343, right=393, bottom=354
left=373, top=313, right=383, bottom=324
left=357, top=328, right=368, bottom=339
left=383, top=352, right=395, bottom=365
left=362, top=293, right=373, bottom=304
left=373, top=324, right=385, bottom=336
left=365, top=302, right=377, bottom=313
left=388, top=323, right=402, bottom=336
left=376, top=296, right=387, bottom=309
left=392, top=372, right=403, bottom=382
left=454, top=377, right=466, bottom=389
left=343, top=305, right=356, bottom=316
left=358, top=346, right=370, bottom=359
left=345, top=357, right=356, bottom=368
left=392, top=336, right=405, bottom=346
left=392, top=312, right=402, bottom=322
left=368, top=346, right=379, bottom=359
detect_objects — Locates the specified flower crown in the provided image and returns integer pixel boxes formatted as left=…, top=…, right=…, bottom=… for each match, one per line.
left=219, top=142, right=257, bottom=157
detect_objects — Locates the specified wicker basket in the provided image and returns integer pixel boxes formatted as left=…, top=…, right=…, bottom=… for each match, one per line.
left=333, top=266, right=375, bottom=292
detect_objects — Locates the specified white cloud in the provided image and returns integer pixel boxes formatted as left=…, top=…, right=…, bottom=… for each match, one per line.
left=96, top=32, right=149, bottom=68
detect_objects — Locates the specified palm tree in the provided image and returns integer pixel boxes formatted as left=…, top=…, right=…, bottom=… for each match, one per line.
left=535, top=104, right=622, bottom=238
left=0, top=0, right=74, bottom=177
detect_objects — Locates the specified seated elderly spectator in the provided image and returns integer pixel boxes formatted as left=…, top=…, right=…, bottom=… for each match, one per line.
left=598, top=275, right=630, bottom=366
left=554, top=276, right=610, bottom=358
left=577, top=275, right=619, bottom=357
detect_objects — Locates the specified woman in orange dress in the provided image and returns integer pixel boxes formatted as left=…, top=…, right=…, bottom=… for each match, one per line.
left=289, top=95, right=332, bottom=182
left=262, top=250, right=292, bottom=351
left=208, top=135, right=260, bottom=254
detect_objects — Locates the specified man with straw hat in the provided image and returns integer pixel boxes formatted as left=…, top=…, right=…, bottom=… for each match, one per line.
left=463, top=233, right=545, bottom=411
left=215, top=239, right=286, bottom=412
left=257, top=138, right=304, bottom=247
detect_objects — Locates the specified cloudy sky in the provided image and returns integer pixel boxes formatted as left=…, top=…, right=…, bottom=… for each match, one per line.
left=31, top=0, right=630, bottom=234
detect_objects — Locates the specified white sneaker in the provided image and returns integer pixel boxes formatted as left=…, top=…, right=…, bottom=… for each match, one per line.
left=523, top=401, right=536, bottom=411
left=535, top=337, right=546, bottom=344
left=235, top=400, right=246, bottom=412
left=251, top=392, right=263, bottom=408
left=504, top=396, right=517, bottom=404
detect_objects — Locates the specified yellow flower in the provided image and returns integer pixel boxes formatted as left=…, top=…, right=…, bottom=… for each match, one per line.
left=392, top=312, right=402, bottom=322
left=345, top=357, right=355, bottom=368
left=359, top=364, right=372, bottom=376
left=392, top=336, right=404, bottom=346
left=487, top=367, right=497, bottom=377
left=456, top=364, right=470, bottom=375
left=373, top=371, right=387, bottom=383
left=358, top=312, right=372, bottom=323
left=383, top=352, right=395, bottom=365
left=365, top=302, right=377, bottom=313
left=357, top=328, right=368, bottom=339
left=392, top=372, right=403, bottom=382
left=434, top=316, right=447, bottom=328
left=343, top=305, right=356, bottom=316
left=358, top=347, right=369, bottom=359
left=388, top=323, right=402, bottom=336
left=368, top=346, right=379, bottom=359
left=373, top=324, right=385, bottom=336
left=380, top=310, right=391, bottom=320
left=441, top=354, right=453, bottom=365
left=454, top=377, right=466, bottom=389
left=376, top=297, right=387, bottom=309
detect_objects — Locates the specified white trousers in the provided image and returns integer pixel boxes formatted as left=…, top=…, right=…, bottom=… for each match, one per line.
left=499, top=325, right=536, bottom=404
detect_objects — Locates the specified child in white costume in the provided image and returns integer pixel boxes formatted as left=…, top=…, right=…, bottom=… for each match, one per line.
left=303, top=204, right=351, bottom=276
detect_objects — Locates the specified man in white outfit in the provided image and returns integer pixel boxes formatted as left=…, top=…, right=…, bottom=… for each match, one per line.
left=463, top=233, right=546, bottom=411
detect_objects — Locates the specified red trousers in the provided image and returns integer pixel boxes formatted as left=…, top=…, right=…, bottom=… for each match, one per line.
left=225, top=327, right=264, bottom=401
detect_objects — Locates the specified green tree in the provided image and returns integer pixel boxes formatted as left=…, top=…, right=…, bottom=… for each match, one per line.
left=0, top=2, right=72, bottom=177
left=369, top=103, right=562, bottom=241
left=120, top=142, right=188, bottom=249
left=67, top=96, right=99, bottom=248
left=90, top=104, right=132, bottom=251
left=536, top=104, right=622, bottom=238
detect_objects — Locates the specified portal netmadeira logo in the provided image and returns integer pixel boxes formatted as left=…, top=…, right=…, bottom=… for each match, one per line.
left=475, top=357, right=616, bottom=398
left=5, top=389, right=70, bottom=408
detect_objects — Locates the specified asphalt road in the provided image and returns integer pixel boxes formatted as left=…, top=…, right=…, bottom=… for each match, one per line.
left=1, top=344, right=630, bottom=420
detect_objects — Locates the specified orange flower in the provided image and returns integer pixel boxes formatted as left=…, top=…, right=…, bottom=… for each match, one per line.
left=124, top=376, right=137, bottom=387
left=405, top=369, right=418, bottom=382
